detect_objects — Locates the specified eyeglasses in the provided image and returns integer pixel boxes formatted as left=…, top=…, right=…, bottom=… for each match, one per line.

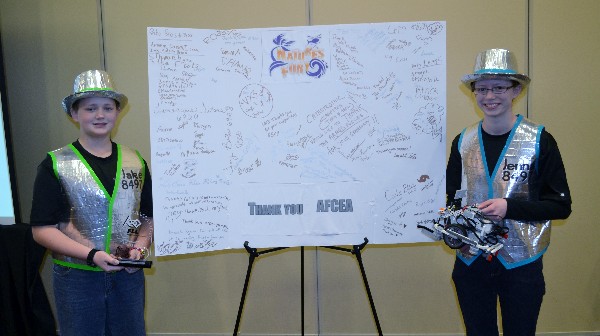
left=473, top=86, right=514, bottom=95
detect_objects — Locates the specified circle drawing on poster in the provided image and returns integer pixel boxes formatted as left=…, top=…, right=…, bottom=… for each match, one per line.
left=239, top=83, right=273, bottom=118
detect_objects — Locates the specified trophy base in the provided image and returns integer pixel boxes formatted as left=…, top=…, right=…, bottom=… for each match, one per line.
left=118, top=259, right=152, bottom=268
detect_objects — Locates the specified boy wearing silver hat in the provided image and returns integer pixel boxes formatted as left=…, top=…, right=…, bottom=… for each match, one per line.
left=30, top=70, right=153, bottom=335
left=446, top=49, right=571, bottom=335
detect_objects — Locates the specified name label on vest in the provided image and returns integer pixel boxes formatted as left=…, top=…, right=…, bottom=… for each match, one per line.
left=122, top=169, right=144, bottom=189
left=502, top=158, right=530, bottom=182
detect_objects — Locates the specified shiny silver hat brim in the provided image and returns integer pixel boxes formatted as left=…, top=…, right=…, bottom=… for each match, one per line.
left=461, top=73, right=531, bottom=88
left=62, top=90, right=128, bottom=116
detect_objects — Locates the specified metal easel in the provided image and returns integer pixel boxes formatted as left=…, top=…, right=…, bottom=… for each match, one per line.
left=232, top=237, right=382, bottom=336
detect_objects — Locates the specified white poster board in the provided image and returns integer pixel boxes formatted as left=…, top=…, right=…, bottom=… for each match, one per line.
left=147, top=22, right=446, bottom=256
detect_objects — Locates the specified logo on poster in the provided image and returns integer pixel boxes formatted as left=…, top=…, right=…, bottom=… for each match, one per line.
left=269, top=33, right=328, bottom=78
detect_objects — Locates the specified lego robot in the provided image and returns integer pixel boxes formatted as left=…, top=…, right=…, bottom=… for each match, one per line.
left=418, top=204, right=509, bottom=261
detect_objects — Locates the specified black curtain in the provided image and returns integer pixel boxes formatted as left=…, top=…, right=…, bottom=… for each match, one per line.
left=0, top=223, right=56, bottom=336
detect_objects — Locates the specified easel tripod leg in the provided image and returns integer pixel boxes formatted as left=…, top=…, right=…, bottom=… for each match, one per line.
left=233, top=244, right=257, bottom=336
left=353, top=244, right=383, bottom=336
left=301, top=246, right=305, bottom=336
left=322, top=239, right=383, bottom=335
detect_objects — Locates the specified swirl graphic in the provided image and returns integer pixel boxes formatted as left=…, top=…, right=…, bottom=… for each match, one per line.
left=306, top=59, right=328, bottom=78
left=269, top=34, right=294, bottom=75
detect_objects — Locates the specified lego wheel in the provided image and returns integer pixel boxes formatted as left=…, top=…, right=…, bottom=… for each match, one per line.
left=484, top=235, right=499, bottom=245
left=443, top=224, right=467, bottom=249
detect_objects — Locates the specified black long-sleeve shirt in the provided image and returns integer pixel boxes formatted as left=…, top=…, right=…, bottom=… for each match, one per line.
left=446, top=127, right=571, bottom=221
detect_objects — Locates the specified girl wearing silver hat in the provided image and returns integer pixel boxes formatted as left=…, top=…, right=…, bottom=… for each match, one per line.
left=30, top=70, right=153, bottom=335
left=446, top=49, right=571, bottom=335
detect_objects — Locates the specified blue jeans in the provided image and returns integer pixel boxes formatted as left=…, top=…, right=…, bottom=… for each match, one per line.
left=53, top=264, right=146, bottom=336
left=452, top=256, right=545, bottom=336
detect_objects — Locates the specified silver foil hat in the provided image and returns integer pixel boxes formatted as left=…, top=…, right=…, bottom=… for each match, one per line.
left=461, top=49, right=530, bottom=88
left=62, top=70, right=128, bottom=116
